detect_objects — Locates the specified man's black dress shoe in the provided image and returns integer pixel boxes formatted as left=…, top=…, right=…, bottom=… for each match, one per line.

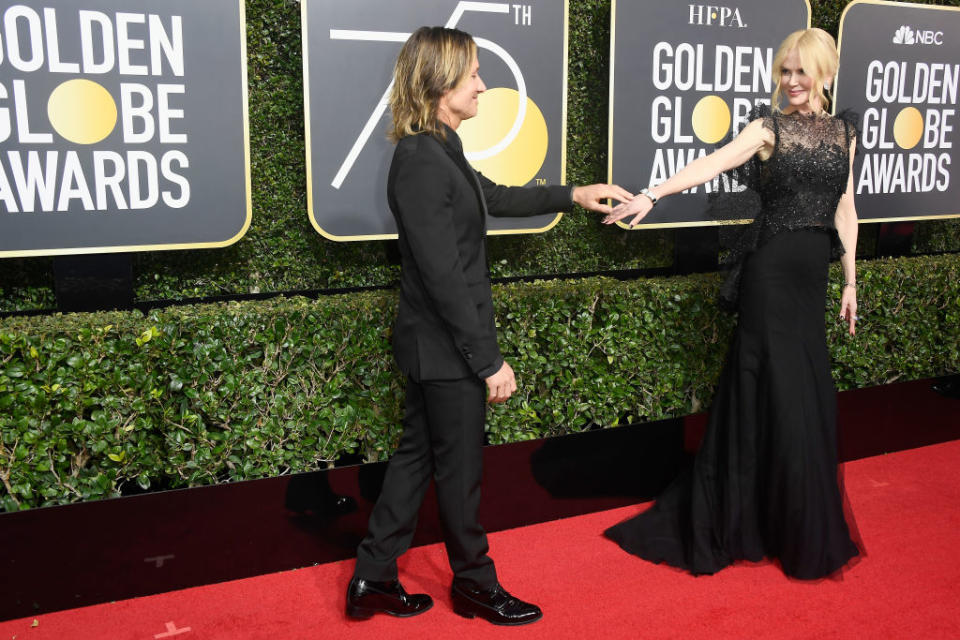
left=450, top=579, right=543, bottom=626
left=345, top=577, right=433, bottom=619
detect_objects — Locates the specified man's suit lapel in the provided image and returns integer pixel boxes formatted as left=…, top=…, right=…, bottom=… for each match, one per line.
left=464, top=163, right=489, bottom=222
left=439, top=127, right=489, bottom=228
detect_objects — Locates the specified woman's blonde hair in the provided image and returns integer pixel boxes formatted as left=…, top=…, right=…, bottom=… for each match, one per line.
left=388, top=26, right=476, bottom=142
left=771, top=28, right=839, bottom=114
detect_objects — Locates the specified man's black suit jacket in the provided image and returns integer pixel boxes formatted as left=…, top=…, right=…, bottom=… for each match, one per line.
left=387, top=124, right=574, bottom=382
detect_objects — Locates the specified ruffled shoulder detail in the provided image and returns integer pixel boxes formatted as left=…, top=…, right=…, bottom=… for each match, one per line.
left=751, top=102, right=775, bottom=131
left=834, top=108, right=861, bottom=153
left=835, top=108, right=860, bottom=134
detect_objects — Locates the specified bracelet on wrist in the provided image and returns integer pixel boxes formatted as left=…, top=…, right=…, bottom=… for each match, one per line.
left=639, top=187, right=659, bottom=206
left=844, top=282, right=857, bottom=289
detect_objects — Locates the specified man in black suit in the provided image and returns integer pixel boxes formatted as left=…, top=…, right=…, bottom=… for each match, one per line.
left=346, top=26, right=630, bottom=626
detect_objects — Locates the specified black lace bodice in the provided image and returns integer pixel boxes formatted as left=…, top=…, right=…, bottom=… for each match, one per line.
left=754, top=109, right=855, bottom=242
left=712, top=105, right=858, bottom=308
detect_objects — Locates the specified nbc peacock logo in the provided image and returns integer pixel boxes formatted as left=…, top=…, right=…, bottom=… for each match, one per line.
left=893, top=25, right=915, bottom=45
left=891, top=24, right=944, bottom=46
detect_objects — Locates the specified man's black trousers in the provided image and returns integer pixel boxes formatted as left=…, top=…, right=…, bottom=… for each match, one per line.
left=354, top=375, right=497, bottom=589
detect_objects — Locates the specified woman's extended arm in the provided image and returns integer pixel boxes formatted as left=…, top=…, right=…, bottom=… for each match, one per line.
left=835, top=136, right=859, bottom=336
left=603, top=118, right=774, bottom=227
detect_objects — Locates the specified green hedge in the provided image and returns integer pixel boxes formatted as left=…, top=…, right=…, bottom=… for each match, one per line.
left=3, top=253, right=958, bottom=511
left=0, top=0, right=958, bottom=311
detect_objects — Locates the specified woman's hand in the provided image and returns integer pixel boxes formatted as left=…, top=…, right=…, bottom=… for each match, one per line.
left=602, top=192, right=654, bottom=227
left=840, top=286, right=857, bottom=336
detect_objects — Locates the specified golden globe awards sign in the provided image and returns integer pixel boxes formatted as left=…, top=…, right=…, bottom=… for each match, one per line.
left=0, top=0, right=251, bottom=258
left=303, top=0, right=568, bottom=241
left=835, top=0, right=959, bottom=222
left=608, top=0, right=809, bottom=228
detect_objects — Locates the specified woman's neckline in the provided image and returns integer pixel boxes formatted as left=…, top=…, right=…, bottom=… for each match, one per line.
left=780, top=108, right=831, bottom=119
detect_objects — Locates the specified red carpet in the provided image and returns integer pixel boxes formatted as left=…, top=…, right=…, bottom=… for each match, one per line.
left=3, top=440, right=960, bottom=639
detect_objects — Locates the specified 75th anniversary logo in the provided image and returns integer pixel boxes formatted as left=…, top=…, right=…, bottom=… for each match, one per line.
left=0, top=0, right=251, bottom=258
left=303, top=0, right=568, bottom=241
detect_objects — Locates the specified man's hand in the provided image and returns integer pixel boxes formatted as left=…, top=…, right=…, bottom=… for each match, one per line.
left=572, top=184, right=633, bottom=215
left=485, top=361, right=517, bottom=404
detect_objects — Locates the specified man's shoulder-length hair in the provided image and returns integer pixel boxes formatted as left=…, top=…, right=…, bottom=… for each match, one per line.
left=389, top=26, right=476, bottom=142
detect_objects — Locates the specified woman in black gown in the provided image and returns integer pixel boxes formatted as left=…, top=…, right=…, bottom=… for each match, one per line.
left=602, top=28, right=861, bottom=580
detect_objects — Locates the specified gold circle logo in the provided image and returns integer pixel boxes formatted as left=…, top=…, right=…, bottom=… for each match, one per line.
left=458, top=87, right=548, bottom=186
left=893, top=106, right=923, bottom=150
left=691, top=95, right=731, bottom=144
left=47, top=79, right=118, bottom=145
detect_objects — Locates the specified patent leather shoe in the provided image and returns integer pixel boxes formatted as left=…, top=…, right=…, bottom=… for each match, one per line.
left=450, top=579, right=542, bottom=626
left=345, top=577, right=433, bottom=619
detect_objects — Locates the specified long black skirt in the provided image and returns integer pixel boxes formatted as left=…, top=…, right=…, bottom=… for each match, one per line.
left=605, top=229, right=860, bottom=579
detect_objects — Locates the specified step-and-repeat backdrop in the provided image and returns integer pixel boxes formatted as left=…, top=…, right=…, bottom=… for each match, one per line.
left=0, top=0, right=251, bottom=257
left=608, top=0, right=810, bottom=229
left=835, top=0, right=959, bottom=222
left=4, top=0, right=957, bottom=257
